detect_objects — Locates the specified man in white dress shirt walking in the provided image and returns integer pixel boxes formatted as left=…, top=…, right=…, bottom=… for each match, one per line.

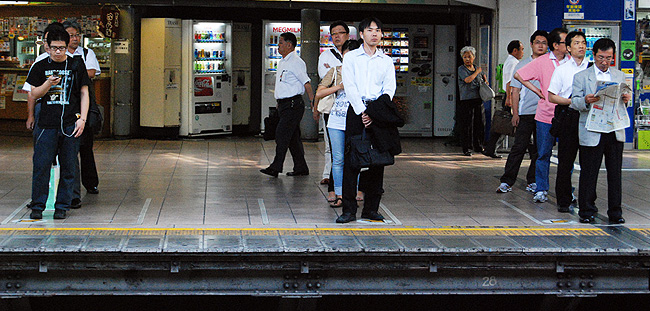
left=260, top=32, right=314, bottom=177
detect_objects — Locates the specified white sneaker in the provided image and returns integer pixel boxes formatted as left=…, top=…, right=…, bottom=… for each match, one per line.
left=526, top=183, right=537, bottom=193
left=496, top=183, right=512, bottom=193
left=533, top=191, right=548, bottom=203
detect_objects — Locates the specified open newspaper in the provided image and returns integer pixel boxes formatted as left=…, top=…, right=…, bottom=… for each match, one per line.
left=585, top=81, right=631, bottom=133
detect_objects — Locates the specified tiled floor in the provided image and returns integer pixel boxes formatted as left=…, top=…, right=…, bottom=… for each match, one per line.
left=1, top=135, right=650, bottom=228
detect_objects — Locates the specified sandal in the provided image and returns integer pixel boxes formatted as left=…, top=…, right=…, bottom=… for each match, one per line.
left=329, top=197, right=343, bottom=208
left=327, top=191, right=336, bottom=202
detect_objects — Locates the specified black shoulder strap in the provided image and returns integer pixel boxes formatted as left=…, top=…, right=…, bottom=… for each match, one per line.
left=330, top=48, right=343, bottom=62
left=83, top=48, right=88, bottom=61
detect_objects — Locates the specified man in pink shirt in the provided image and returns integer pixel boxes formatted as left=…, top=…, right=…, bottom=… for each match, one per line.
left=513, top=27, right=568, bottom=203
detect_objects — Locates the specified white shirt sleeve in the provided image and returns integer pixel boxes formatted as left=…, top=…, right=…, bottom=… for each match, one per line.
left=84, top=48, right=101, bottom=76
left=383, top=57, right=397, bottom=99
left=318, top=53, right=328, bottom=79
left=547, top=68, right=563, bottom=95
left=295, top=58, right=310, bottom=85
left=502, top=57, right=517, bottom=91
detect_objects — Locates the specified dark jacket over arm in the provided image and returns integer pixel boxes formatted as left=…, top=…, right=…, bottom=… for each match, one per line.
left=365, top=94, right=405, bottom=155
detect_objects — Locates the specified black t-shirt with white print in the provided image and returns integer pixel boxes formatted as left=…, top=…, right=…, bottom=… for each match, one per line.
left=26, top=56, right=91, bottom=129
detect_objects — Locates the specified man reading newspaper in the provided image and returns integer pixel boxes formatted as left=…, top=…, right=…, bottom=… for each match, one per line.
left=570, top=38, right=631, bottom=224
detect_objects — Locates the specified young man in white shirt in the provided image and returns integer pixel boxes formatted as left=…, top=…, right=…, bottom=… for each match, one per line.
left=260, top=32, right=314, bottom=178
left=315, top=21, right=350, bottom=200
left=547, top=31, right=588, bottom=213
left=570, top=38, right=630, bottom=224
left=336, top=17, right=396, bottom=223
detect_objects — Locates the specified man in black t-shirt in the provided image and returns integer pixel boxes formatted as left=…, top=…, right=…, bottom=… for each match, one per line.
left=26, top=27, right=90, bottom=219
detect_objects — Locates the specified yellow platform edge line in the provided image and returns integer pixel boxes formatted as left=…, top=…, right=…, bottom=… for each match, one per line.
left=0, top=227, right=608, bottom=236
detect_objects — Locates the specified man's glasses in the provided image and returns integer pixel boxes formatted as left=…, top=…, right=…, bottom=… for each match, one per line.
left=50, top=46, right=67, bottom=52
left=68, top=34, right=81, bottom=38
left=533, top=41, right=547, bottom=45
left=596, top=55, right=613, bottom=62
left=331, top=32, right=348, bottom=36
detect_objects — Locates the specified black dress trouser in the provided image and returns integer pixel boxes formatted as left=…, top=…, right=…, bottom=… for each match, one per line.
left=578, top=132, right=623, bottom=220
left=555, top=109, right=580, bottom=208
left=457, top=98, right=485, bottom=152
left=341, top=105, right=383, bottom=216
left=500, top=114, right=537, bottom=186
left=269, top=95, right=308, bottom=173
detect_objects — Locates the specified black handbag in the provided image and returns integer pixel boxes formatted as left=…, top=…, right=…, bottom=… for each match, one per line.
left=491, top=109, right=515, bottom=136
left=263, top=109, right=279, bottom=141
left=347, top=129, right=394, bottom=170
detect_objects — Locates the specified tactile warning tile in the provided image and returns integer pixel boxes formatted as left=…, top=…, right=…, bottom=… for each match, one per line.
left=0, top=227, right=637, bottom=253
left=630, top=228, right=650, bottom=237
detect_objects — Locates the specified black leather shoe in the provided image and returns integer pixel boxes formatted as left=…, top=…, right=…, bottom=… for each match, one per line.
left=70, top=198, right=82, bottom=209
left=482, top=152, right=502, bottom=159
left=86, top=187, right=99, bottom=194
left=361, top=211, right=385, bottom=221
left=53, top=209, right=66, bottom=219
left=336, top=213, right=356, bottom=223
left=462, top=151, right=472, bottom=156
left=609, top=217, right=625, bottom=225
left=579, top=216, right=595, bottom=224
left=286, top=171, right=309, bottom=176
left=260, top=167, right=279, bottom=177
left=30, top=209, right=42, bottom=220
left=557, top=205, right=570, bottom=213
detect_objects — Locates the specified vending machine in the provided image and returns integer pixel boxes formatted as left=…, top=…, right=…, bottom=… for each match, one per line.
left=180, top=20, right=233, bottom=136
left=380, top=24, right=435, bottom=137
left=261, top=21, right=301, bottom=131
left=565, top=21, right=621, bottom=67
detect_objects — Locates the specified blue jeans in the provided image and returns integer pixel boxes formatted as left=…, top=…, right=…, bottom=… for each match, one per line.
left=535, top=121, right=554, bottom=192
left=31, top=125, right=80, bottom=211
left=328, top=128, right=345, bottom=195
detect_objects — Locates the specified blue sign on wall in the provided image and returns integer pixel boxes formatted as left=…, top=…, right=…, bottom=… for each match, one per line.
left=564, top=0, right=584, bottom=19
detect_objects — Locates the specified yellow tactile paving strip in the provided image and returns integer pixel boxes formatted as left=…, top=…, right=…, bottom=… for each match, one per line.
left=0, top=227, right=610, bottom=237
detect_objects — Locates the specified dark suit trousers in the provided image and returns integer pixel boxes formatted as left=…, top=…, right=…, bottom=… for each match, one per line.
left=555, top=110, right=580, bottom=208
left=269, top=97, right=308, bottom=173
left=73, top=130, right=99, bottom=199
left=457, top=98, right=485, bottom=152
left=500, top=114, right=537, bottom=186
left=342, top=106, right=384, bottom=216
left=578, top=132, right=623, bottom=219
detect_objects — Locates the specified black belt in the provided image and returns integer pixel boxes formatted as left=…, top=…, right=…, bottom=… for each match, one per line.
left=277, top=94, right=303, bottom=104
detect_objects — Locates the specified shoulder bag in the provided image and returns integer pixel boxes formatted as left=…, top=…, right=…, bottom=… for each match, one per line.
left=479, top=77, right=495, bottom=102
left=491, top=109, right=515, bottom=136
left=317, top=67, right=337, bottom=113
left=347, top=129, right=394, bottom=170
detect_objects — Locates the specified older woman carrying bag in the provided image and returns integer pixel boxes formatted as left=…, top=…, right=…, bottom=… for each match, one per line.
left=457, top=46, right=488, bottom=156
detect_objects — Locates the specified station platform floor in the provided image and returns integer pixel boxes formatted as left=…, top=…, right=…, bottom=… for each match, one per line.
left=2, top=135, right=650, bottom=228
